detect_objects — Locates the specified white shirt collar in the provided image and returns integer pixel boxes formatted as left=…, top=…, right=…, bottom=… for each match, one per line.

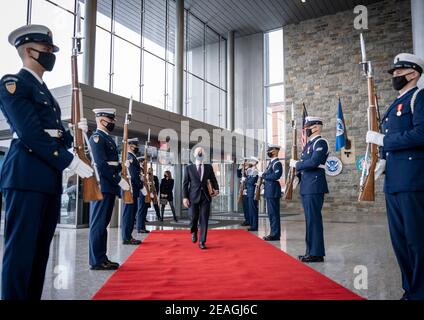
left=22, top=67, right=43, bottom=84
left=195, top=160, right=203, bottom=166
left=97, top=128, right=109, bottom=136
left=397, top=86, right=417, bottom=99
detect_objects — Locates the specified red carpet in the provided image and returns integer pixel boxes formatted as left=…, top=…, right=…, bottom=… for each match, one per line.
left=93, top=229, right=363, bottom=300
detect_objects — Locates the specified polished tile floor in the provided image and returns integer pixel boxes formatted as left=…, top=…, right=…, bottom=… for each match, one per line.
left=0, top=210, right=403, bottom=300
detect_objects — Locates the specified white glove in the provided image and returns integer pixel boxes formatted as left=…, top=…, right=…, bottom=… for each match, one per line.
left=67, top=156, right=94, bottom=178
left=375, top=159, right=386, bottom=181
left=258, top=172, right=263, bottom=178
left=241, top=177, right=246, bottom=182
left=119, top=178, right=130, bottom=191
left=141, top=186, right=147, bottom=196
left=289, top=159, right=298, bottom=168
left=77, top=118, right=88, bottom=134
left=366, top=131, right=385, bottom=147
left=125, top=160, right=131, bottom=168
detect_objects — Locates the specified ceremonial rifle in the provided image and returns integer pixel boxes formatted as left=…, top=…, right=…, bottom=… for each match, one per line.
left=71, top=3, right=103, bottom=202
left=143, top=129, right=152, bottom=203
left=358, top=33, right=379, bottom=202
left=284, top=102, right=298, bottom=201
left=121, top=97, right=134, bottom=204
left=237, top=158, right=247, bottom=204
left=254, top=143, right=265, bottom=201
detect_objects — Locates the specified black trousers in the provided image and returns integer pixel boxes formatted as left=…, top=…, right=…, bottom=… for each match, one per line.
left=161, top=200, right=177, bottom=220
left=189, top=193, right=211, bottom=243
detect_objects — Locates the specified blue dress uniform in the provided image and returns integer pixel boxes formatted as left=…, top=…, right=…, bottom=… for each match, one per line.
left=296, top=133, right=329, bottom=259
left=0, top=25, right=74, bottom=299
left=263, top=150, right=283, bottom=240
left=246, top=163, right=259, bottom=231
left=136, top=159, right=149, bottom=233
left=89, top=115, right=122, bottom=269
left=376, top=54, right=424, bottom=299
left=121, top=139, right=142, bottom=244
left=237, top=166, right=250, bottom=226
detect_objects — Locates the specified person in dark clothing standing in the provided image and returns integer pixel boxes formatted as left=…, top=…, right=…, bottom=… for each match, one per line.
left=159, top=170, right=178, bottom=222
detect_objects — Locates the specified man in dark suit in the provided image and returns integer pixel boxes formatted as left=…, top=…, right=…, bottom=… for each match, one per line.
left=183, top=147, right=219, bottom=249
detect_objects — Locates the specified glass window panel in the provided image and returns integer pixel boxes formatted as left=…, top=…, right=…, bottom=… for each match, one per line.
left=0, top=0, right=27, bottom=77
left=166, top=63, right=174, bottom=112
left=267, top=85, right=284, bottom=105
left=94, top=27, right=111, bottom=91
left=144, top=0, right=166, bottom=59
left=186, top=13, right=204, bottom=78
left=97, top=0, right=112, bottom=31
left=206, top=84, right=219, bottom=127
left=143, top=51, right=165, bottom=109
left=51, top=0, right=75, bottom=12
left=32, top=0, right=74, bottom=88
left=114, top=0, right=141, bottom=45
left=61, top=171, right=78, bottom=225
left=206, top=27, right=219, bottom=86
left=113, top=37, right=140, bottom=99
left=187, top=74, right=204, bottom=122
left=266, top=29, right=284, bottom=85
left=167, top=0, right=176, bottom=63
left=220, top=89, right=227, bottom=129
left=220, top=37, right=227, bottom=90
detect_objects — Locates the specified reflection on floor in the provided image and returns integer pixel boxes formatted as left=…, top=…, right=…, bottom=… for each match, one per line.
left=0, top=210, right=402, bottom=300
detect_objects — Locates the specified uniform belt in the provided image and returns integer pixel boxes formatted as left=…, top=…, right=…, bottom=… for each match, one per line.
left=12, top=129, right=63, bottom=139
left=107, top=161, right=119, bottom=166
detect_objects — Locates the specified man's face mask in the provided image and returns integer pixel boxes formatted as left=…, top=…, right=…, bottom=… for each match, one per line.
left=195, top=151, right=204, bottom=161
left=392, top=72, right=415, bottom=91
left=101, top=119, right=115, bottom=132
left=267, top=150, right=275, bottom=158
left=29, top=48, right=56, bottom=72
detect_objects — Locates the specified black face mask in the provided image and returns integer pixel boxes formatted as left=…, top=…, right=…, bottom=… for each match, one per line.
left=101, top=120, right=115, bottom=133
left=267, top=151, right=274, bottom=158
left=392, top=73, right=413, bottom=91
left=306, top=128, right=313, bottom=137
left=29, top=48, right=56, bottom=72
left=133, top=147, right=139, bottom=154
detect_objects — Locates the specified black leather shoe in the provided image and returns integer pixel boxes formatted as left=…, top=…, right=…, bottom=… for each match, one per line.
left=123, top=238, right=142, bottom=245
left=192, top=232, right=198, bottom=243
left=91, top=261, right=119, bottom=270
left=138, top=229, right=150, bottom=234
left=145, top=219, right=149, bottom=223
left=174, top=219, right=178, bottom=222
left=299, top=255, right=324, bottom=263
left=199, top=242, right=206, bottom=249
left=241, top=221, right=250, bottom=226
left=106, top=259, right=120, bottom=268
left=247, top=228, right=258, bottom=231
left=263, top=235, right=280, bottom=241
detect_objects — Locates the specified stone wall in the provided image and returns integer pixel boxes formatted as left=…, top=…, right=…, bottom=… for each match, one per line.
left=282, top=0, right=412, bottom=217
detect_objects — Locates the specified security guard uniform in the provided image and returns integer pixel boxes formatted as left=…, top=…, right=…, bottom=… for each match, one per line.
left=295, top=119, right=329, bottom=261
left=0, top=25, right=74, bottom=300
left=246, top=157, right=259, bottom=231
left=263, top=145, right=283, bottom=241
left=89, top=109, right=122, bottom=269
left=379, top=53, right=424, bottom=300
left=121, top=138, right=142, bottom=244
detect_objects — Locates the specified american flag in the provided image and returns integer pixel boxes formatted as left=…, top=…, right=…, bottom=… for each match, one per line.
left=301, top=102, right=308, bottom=149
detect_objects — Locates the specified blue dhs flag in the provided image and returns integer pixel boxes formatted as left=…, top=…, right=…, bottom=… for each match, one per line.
left=335, top=97, right=346, bottom=152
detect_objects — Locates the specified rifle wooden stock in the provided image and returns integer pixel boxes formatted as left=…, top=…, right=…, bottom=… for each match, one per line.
left=358, top=77, right=379, bottom=202
left=149, top=163, right=159, bottom=205
left=143, top=148, right=151, bottom=203
left=121, top=121, right=133, bottom=204
left=284, top=122, right=298, bottom=201
left=254, top=176, right=263, bottom=201
left=71, top=55, right=103, bottom=203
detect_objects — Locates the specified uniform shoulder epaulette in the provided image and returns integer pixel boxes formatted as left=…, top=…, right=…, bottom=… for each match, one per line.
left=411, top=88, right=424, bottom=114
left=1, top=74, right=22, bottom=95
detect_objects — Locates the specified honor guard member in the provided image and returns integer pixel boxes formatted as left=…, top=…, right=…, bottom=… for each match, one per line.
left=259, top=144, right=283, bottom=241
left=89, top=108, right=130, bottom=270
left=136, top=156, right=150, bottom=233
left=246, top=157, right=259, bottom=232
left=237, top=159, right=250, bottom=227
left=290, top=116, right=329, bottom=263
left=366, top=53, right=424, bottom=300
left=0, top=25, right=93, bottom=300
left=121, top=138, right=142, bottom=245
